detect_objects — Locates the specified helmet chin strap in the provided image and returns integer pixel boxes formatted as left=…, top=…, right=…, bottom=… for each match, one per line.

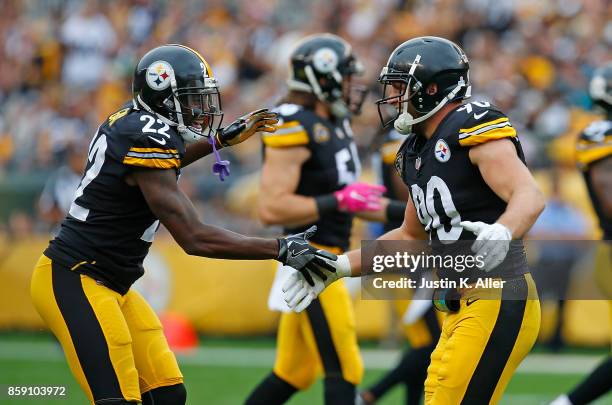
left=394, top=81, right=465, bottom=135
left=135, top=95, right=176, bottom=127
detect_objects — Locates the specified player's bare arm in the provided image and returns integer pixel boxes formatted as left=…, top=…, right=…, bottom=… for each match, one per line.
left=353, top=198, right=390, bottom=222
left=356, top=154, right=411, bottom=228
left=130, top=167, right=336, bottom=284
left=468, top=138, right=545, bottom=238
left=131, top=168, right=279, bottom=258
left=258, top=145, right=319, bottom=227
left=589, top=156, right=612, bottom=217
left=259, top=145, right=385, bottom=226
left=345, top=197, right=427, bottom=276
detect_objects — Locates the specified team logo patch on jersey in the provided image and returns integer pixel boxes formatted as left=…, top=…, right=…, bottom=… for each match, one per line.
left=434, top=139, right=451, bottom=162
left=313, top=123, right=330, bottom=143
left=146, top=60, right=173, bottom=90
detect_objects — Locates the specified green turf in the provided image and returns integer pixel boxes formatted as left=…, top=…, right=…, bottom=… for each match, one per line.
left=0, top=333, right=611, bottom=404
left=1, top=359, right=612, bottom=404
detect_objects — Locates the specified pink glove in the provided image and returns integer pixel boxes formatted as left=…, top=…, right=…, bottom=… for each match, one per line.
left=334, top=182, right=386, bottom=213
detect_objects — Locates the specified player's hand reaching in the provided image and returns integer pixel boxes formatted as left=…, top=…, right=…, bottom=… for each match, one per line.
left=335, top=182, right=386, bottom=213
left=216, top=108, right=279, bottom=147
left=460, top=221, right=512, bottom=272
left=277, top=226, right=338, bottom=287
left=282, top=254, right=352, bottom=312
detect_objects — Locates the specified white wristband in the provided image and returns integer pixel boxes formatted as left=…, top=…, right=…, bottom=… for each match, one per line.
left=336, top=254, right=352, bottom=278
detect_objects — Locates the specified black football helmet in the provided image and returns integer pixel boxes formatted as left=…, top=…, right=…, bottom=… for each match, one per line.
left=589, top=62, right=612, bottom=116
left=133, top=44, right=223, bottom=143
left=287, top=33, right=366, bottom=118
left=376, top=36, right=471, bottom=134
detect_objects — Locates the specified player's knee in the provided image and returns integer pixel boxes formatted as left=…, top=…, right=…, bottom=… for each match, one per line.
left=142, top=383, right=186, bottom=405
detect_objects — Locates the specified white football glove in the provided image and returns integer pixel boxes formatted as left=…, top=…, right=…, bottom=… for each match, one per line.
left=460, top=221, right=512, bottom=272
left=282, top=254, right=352, bottom=313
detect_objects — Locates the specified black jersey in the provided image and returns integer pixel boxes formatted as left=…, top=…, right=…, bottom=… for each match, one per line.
left=44, top=102, right=185, bottom=294
left=379, top=129, right=408, bottom=231
left=576, top=119, right=612, bottom=240
left=395, top=101, right=528, bottom=279
left=262, top=103, right=360, bottom=250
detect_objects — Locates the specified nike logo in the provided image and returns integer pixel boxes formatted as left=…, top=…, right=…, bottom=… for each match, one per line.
left=466, top=297, right=480, bottom=306
left=148, top=136, right=167, bottom=145
left=288, top=248, right=309, bottom=258
left=473, top=111, right=488, bottom=120
left=349, top=191, right=366, bottom=202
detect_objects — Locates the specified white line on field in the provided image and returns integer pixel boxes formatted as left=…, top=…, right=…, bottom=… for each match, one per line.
left=0, top=340, right=606, bottom=375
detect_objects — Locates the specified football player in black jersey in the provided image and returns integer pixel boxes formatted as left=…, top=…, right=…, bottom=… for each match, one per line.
left=358, top=129, right=442, bottom=405
left=245, top=34, right=391, bottom=405
left=550, top=62, right=612, bottom=405
left=30, top=44, right=338, bottom=405
left=283, top=36, right=546, bottom=405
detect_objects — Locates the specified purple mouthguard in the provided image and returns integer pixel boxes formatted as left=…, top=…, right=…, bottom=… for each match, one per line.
left=208, top=136, right=230, bottom=181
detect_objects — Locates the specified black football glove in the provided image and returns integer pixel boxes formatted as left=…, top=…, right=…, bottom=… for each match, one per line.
left=277, top=225, right=338, bottom=286
left=215, top=108, right=278, bottom=147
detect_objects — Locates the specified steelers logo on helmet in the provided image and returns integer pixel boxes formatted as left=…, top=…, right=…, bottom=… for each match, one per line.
left=312, top=47, right=338, bottom=74
left=434, top=139, right=451, bottom=162
left=146, top=60, right=173, bottom=90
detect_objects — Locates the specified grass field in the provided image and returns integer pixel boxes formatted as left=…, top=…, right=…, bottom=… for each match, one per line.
left=0, top=334, right=610, bottom=404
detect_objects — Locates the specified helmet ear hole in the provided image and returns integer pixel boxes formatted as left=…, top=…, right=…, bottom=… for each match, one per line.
left=163, top=98, right=175, bottom=110
left=426, top=83, right=438, bottom=96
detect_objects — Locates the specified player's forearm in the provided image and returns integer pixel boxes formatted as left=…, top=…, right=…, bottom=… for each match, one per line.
left=183, top=223, right=280, bottom=260
left=355, top=198, right=389, bottom=222
left=181, top=140, right=218, bottom=167
left=151, top=186, right=280, bottom=260
left=345, top=249, right=362, bottom=276
left=258, top=194, right=320, bottom=227
left=341, top=226, right=414, bottom=277
left=355, top=199, right=407, bottom=224
left=497, top=184, right=545, bottom=238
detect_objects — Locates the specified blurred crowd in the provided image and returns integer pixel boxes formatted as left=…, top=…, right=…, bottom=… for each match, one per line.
left=0, top=0, right=610, bottom=237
